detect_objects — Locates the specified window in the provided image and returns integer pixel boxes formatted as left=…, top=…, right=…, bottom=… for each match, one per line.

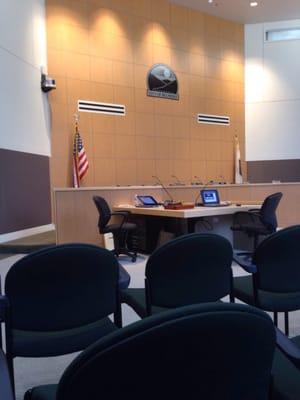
left=266, top=28, right=300, bottom=42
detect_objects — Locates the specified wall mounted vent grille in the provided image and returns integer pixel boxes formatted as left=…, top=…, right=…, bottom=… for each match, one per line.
left=78, top=100, right=126, bottom=116
left=197, top=114, right=230, bottom=126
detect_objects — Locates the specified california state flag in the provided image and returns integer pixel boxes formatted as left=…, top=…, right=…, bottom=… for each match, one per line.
left=235, top=135, right=243, bottom=184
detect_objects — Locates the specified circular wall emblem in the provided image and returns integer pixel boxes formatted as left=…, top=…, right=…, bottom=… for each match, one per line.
left=147, top=64, right=179, bottom=100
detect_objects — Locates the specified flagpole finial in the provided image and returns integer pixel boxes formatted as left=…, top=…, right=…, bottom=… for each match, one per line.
left=74, top=113, right=80, bottom=124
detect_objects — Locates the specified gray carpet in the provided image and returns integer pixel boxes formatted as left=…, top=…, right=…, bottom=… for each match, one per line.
left=0, top=231, right=56, bottom=254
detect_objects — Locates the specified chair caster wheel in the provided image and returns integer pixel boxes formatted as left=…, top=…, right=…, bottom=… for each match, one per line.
left=131, top=256, right=137, bottom=263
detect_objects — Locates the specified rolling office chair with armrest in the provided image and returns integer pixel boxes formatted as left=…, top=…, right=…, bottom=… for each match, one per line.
left=25, top=303, right=276, bottom=400
left=121, top=233, right=234, bottom=318
left=233, top=225, right=300, bottom=336
left=93, top=196, right=137, bottom=262
left=231, top=192, right=283, bottom=251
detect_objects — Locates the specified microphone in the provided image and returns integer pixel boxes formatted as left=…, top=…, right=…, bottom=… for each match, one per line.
left=152, top=175, right=176, bottom=204
left=171, top=175, right=185, bottom=186
left=218, top=175, right=226, bottom=184
left=192, top=175, right=203, bottom=185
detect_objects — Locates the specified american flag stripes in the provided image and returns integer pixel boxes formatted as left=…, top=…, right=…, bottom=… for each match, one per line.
left=73, top=124, right=89, bottom=188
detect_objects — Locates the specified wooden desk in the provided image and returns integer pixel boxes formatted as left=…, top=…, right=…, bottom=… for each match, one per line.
left=113, top=204, right=260, bottom=219
left=113, top=204, right=261, bottom=251
left=53, top=183, right=300, bottom=246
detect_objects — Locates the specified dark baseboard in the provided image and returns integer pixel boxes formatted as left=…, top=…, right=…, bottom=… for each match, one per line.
left=247, top=159, right=300, bottom=183
left=0, top=148, right=51, bottom=234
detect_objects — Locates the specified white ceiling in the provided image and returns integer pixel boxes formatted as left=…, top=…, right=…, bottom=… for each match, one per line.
left=170, top=0, right=300, bottom=24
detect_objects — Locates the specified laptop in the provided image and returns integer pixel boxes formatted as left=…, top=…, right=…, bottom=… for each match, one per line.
left=199, top=189, right=231, bottom=207
left=136, top=195, right=160, bottom=207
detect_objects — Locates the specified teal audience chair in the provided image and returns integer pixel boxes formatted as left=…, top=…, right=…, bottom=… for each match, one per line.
left=1, top=244, right=123, bottom=388
left=233, top=225, right=300, bottom=335
left=271, top=327, right=300, bottom=400
left=24, top=303, right=276, bottom=400
left=121, top=233, right=234, bottom=318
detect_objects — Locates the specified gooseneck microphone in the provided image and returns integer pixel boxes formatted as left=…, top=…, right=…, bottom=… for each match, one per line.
left=171, top=175, right=185, bottom=186
left=152, top=175, right=175, bottom=204
left=193, top=175, right=203, bottom=185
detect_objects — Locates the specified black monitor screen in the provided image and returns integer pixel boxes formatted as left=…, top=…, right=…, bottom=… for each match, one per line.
left=137, top=195, right=159, bottom=206
left=200, top=189, right=220, bottom=205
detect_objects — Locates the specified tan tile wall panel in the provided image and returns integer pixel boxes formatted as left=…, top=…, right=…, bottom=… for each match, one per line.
left=46, top=0, right=245, bottom=189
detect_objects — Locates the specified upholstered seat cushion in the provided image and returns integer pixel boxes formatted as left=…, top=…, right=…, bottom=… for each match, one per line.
left=121, top=289, right=168, bottom=318
left=234, top=276, right=300, bottom=312
left=12, top=317, right=117, bottom=357
left=102, top=222, right=137, bottom=234
left=27, top=384, right=57, bottom=400
left=231, top=223, right=271, bottom=235
left=272, top=335, right=300, bottom=400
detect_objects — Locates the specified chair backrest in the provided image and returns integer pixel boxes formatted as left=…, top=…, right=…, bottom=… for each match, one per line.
left=56, top=303, right=275, bottom=400
left=5, top=244, right=119, bottom=332
left=145, top=233, right=233, bottom=308
left=0, top=350, right=14, bottom=400
left=93, top=196, right=111, bottom=232
left=260, top=192, right=283, bottom=231
left=254, top=225, right=300, bottom=293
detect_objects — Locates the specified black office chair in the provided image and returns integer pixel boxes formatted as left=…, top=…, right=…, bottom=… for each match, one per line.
left=1, top=244, right=122, bottom=388
left=231, top=192, right=283, bottom=251
left=121, top=233, right=234, bottom=318
left=233, top=225, right=300, bottom=336
left=24, top=303, right=276, bottom=400
left=93, top=196, right=137, bottom=262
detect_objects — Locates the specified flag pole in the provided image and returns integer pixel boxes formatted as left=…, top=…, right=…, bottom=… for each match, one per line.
left=73, top=113, right=80, bottom=188
left=234, top=133, right=243, bottom=184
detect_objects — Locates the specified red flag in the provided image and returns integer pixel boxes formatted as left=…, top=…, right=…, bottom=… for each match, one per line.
left=73, top=123, right=89, bottom=188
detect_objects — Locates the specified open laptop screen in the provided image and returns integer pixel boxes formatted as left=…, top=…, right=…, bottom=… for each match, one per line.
left=200, top=189, right=220, bottom=205
left=136, top=195, right=159, bottom=206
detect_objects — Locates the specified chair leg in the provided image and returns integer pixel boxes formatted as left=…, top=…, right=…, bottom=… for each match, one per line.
left=284, top=312, right=289, bottom=336
left=24, top=389, right=33, bottom=400
left=273, top=312, right=278, bottom=327
left=5, top=353, right=15, bottom=395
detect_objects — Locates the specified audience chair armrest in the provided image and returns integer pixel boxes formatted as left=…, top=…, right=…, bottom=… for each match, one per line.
left=276, top=327, right=300, bottom=370
left=233, top=211, right=261, bottom=225
left=0, top=296, right=9, bottom=323
left=0, top=349, right=14, bottom=400
left=118, top=264, right=131, bottom=290
left=233, top=250, right=257, bottom=273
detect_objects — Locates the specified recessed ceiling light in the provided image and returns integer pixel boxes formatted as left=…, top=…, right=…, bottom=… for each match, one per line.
left=250, top=1, right=258, bottom=6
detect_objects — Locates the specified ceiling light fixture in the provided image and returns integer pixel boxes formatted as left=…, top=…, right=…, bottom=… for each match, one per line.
left=250, top=1, right=258, bottom=6
left=208, top=0, right=213, bottom=3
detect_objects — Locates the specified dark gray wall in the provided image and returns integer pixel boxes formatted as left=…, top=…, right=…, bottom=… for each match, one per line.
left=247, top=159, right=300, bottom=183
left=0, top=148, right=51, bottom=234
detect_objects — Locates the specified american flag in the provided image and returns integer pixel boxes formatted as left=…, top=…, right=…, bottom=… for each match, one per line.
left=73, top=125, right=89, bottom=188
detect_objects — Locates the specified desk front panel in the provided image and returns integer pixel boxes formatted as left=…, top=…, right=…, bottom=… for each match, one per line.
left=54, top=184, right=300, bottom=245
